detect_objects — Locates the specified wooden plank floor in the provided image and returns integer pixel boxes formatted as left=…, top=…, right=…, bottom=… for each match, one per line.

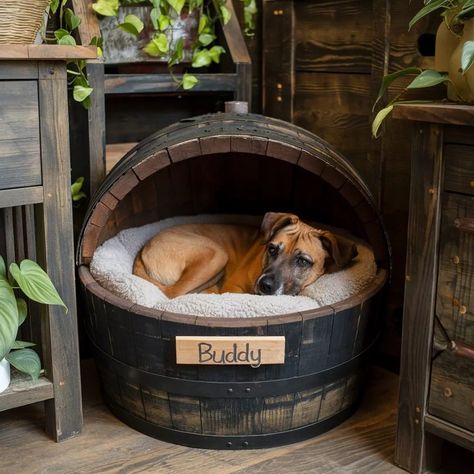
left=0, top=363, right=404, bottom=473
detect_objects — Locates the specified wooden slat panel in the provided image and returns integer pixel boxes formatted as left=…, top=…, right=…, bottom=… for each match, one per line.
left=0, top=81, right=41, bottom=190
left=444, top=145, right=474, bottom=196
left=262, top=0, right=294, bottom=121
left=294, top=72, right=374, bottom=193
left=393, top=103, right=474, bottom=126
left=0, top=45, right=96, bottom=60
left=294, top=0, right=373, bottom=73
left=0, top=187, right=43, bottom=209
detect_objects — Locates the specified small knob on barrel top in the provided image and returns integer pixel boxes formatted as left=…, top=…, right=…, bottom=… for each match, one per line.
left=225, top=101, right=249, bottom=113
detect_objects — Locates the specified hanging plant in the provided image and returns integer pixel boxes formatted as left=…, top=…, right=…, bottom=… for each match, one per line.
left=91, top=0, right=255, bottom=89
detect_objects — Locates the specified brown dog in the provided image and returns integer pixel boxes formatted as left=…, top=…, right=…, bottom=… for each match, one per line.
left=133, top=212, right=357, bottom=298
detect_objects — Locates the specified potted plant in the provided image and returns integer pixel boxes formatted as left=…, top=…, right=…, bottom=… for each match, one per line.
left=372, top=0, right=474, bottom=137
left=0, top=256, right=66, bottom=393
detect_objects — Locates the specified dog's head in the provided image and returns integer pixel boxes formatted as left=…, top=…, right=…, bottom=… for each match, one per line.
left=255, top=212, right=358, bottom=296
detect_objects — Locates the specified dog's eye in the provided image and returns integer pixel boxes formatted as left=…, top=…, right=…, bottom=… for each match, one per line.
left=296, top=256, right=312, bottom=268
left=267, top=244, right=278, bottom=257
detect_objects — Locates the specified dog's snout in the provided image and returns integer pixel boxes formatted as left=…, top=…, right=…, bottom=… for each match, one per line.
left=258, top=275, right=276, bottom=295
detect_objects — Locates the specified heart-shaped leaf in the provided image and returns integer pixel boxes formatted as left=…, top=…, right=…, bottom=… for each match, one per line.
left=54, top=29, right=70, bottom=41
left=58, top=35, right=77, bottom=46
left=372, top=104, right=394, bottom=138
left=199, top=33, right=216, bottom=47
left=119, top=14, right=144, bottom=37
left=192, top=49, right=211, bottom=68
left=6, top=348, right=41, bottom=381
left=65, top=8, right=81, bottom=31
left=461, top=41, right=474, bottom=73
left=209, top=45, right=225, bottom=63
left=167, top=0, right=185, bottom=15
left=0, top=281, right=19, bottom=360
left=406, top=69, right=449, bottom=89
left=73, top=85, right=94, bottom=103
left=182, top=73, right=198, bottom=90
left=92, top=0, right=119, bottom=17
left=159, top=14, right=171, bottom=31
left=9, top=260, right=67, bottom=312
left=220, top=5, right=231, bottom=25
left=198, top=15, right=208, bottom=34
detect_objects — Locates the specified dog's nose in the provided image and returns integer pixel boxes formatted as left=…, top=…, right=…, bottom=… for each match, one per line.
left=258, top=276, right=275, bottom=295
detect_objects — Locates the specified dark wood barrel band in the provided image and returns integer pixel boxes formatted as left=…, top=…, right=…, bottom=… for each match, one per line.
left=88, top=333, right=377, bottom=399
left=106, top=400, right=359, bottom=450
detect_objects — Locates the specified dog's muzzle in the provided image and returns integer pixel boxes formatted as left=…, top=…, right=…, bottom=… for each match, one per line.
left=256, top=274, right=282, bottom=295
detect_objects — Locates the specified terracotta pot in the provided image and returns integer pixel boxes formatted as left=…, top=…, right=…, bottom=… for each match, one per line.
left=447, top=18, right=474, bottom=102
left=0, top=358, right=11, bottom=394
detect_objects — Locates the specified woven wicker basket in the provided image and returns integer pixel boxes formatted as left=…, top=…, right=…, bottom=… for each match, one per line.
left=0, top=0, right=50, bottom=44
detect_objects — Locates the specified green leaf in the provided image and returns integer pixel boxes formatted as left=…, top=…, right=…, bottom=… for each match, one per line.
left=199, top=33, right=215, bottom=47
left=192, top=49, right=211, bottom=68
left=409, top=0, right=449, bottom=30
left=71, top=176, right=85, bottom=196
left=372, top=67, right=422, bottom=111
left=406, top=69, right=449, bottom=89
left=220, top=5, right=231, bottom=25
left=209, top=45, right=225, bottom=63
left=11, top=340, right=35, bottom=350
left=73, top=85, right=94, bottom=103
left=144, top=34, right=169, bottom=56
left=0, top=256, right=5, bottom=279
left=167, top=0, right=185, bottom=15
left=461, top=41, right=474, bottom=73
left=118, top=14, right=144, bottom=37
left=150, top=8, right=159, bottom=29
left=0, top=281, right=19, bottom=360
left=16, top=298, right=27, bottom=326
left=6, top=348, right=41, bottom=381
left=9, top=260, right=67, bottom=312
left=65, top=8, right=81, bottom=31
left=54, top=28, right=70, bottom=41
left=92, top=0, right=119, bottom=17
left=182, top=73, right=198, bottom=90
left=198, top=15, right=208, bottom=34
left=50, top=0, right=60, bottom=14
left=372, top=104, right=394, bottom=138
left=158, top=14, right=171, bottom=31
left=58, top=35, right=77, bottom=46
left=72, top=192, right=87, bottom=202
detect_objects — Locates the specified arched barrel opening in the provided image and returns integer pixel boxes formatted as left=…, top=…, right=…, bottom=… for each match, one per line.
left=77, top=112, right=390, bottom=449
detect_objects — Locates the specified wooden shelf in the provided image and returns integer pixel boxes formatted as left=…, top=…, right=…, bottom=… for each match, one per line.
left=0, top=45, right=97, bottom=61
left=0, top=371, right=53, bottom=412
left=393, top=102, right=474, bottom=126
left=105, top=73, right=239, bottom=95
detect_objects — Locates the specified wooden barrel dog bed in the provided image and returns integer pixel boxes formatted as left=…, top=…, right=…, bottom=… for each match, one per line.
left=77, top=112, right=390, bottom=449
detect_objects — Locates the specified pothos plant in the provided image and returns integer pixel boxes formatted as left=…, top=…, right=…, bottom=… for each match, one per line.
left=0, top=257, right=67, bottom=381
left=372, top=0, right=474, bottom=137
left=91, top=0, right=249, bottom=89
left=45, top=0, right=101, bottom=108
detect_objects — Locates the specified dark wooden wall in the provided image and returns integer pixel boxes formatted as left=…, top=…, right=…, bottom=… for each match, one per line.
left=253, top=0, right=442, bottom=364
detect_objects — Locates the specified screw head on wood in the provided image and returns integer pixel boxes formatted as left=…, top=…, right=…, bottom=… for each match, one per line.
left=226, top=441, right=233, bottom=447
left=227, top=388, right=233, bottom=393
left=459, top=305, right=467, bottom=315
left=245, top=387, right=251, bottom=393
left=470, top=180, right=474, bottom=188
left=444, top=387, right=453, bottom=398
left=452, top=255, right=460, bottom=264
left=242, top=441, right=249, bottom=447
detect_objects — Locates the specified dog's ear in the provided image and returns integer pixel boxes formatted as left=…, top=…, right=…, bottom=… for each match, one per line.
left=261, top=212, right=299, bottom=244
left=319, top=231, right=358, bottom=269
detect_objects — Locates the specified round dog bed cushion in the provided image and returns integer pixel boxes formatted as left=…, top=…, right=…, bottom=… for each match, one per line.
left=90, top=214, right=377, bottom=318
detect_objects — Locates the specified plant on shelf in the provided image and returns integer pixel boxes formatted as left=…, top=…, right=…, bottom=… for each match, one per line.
left=44, top=0, right=101, bottom=109
left=91, top=0, right=255, bottom=89
left=372, top=0, right=474, bottom=137
left=0, top=257, right=67, bottom=393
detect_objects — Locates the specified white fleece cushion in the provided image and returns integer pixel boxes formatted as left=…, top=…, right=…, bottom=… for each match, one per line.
left=90, top=215, right=377, bottom=318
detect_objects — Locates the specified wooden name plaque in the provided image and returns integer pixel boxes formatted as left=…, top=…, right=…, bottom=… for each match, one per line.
left=176, top=336, right=285, bottom=367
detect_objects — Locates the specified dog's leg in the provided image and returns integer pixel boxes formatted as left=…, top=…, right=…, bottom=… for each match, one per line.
left=163, top=247, right=228, bottom=298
